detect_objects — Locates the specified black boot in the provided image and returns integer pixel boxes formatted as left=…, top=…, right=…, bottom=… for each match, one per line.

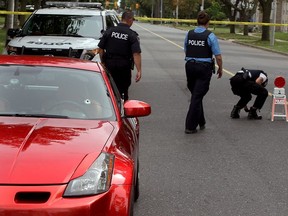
left=248, top=107, right=262, bottom=120
left=231, top=105, right=241, bottom=119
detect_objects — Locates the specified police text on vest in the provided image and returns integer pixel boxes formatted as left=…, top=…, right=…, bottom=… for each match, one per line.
left=188, top=40, right=205, bottom=46
left=111, top=32, right=128, bottom=40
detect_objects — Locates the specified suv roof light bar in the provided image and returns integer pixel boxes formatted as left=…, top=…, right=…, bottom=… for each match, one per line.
left=45, top=1, right=102, bottom=9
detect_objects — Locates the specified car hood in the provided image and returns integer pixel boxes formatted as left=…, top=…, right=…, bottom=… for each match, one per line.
left=0, top=117, right=114, bottom=184
left=9, top=36, right=99, bottom=50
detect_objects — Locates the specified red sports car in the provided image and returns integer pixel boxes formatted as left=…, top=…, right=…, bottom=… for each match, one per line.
left=0, top=55, right=151, bottom=216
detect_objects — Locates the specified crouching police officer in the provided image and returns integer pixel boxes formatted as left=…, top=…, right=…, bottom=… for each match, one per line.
left=98, top=10, right=142, bottom=101
left=230, top=68, right=268, bottom=119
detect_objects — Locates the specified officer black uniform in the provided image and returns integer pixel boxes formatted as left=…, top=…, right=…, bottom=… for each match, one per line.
left=184, top=11, right=223, bottom=134
left=230, top=68, right=268, bottom=119
left=185, top=31, right=213, bottom=133
left=98, top=11, right=141, bottom=101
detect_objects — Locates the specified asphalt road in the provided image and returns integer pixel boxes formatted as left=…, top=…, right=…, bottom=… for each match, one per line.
left=130, top=22, right=288, bottom=216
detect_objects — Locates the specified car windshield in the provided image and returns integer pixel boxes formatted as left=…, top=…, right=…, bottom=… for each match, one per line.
left=0, top=65, right=115, bottom=120
left=22, top=14, right=103, bottom=38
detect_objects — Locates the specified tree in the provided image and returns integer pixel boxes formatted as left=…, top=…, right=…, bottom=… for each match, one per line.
left=218, top=0, right=241, bottom=33
left=258, top=0, right=273, bottom=41
left=33, top=0, right=42, bottom=9
left=218, top=0, right=257, bottom=35
left=5, top=0, right=14, bottom=29
left=205, top=0, right=226, bottom=30
left=205, top=0, right=226, bottom=26
left=238, top=0, right=257, bottom=36
left=219, top=0, right=273, bottom=40
left=177, top=0, right=199, bottom=19
left=19, top=0, right=28, bottom=26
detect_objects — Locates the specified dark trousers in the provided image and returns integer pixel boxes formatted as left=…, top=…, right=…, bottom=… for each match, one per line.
left=230, top=74, right=268, bottom=109
left=105, top=58, right=131, bottom=101
left=185, top=61, right=213, bottom=130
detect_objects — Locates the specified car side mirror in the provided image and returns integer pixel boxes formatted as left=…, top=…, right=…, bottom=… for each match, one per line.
left=124, top=100, right=151, bottom=117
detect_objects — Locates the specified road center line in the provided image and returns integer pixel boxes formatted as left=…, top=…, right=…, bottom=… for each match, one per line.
left=135, top=23, right=184, bottom=50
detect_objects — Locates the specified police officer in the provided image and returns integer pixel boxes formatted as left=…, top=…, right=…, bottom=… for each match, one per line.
left=97, top=10, right=141, bottom=101
left=184, top=11, right=223, bottom=134
left=230, top=68, right=268, bottom=119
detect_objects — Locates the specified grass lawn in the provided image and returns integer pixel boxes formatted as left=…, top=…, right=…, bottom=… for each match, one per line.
left=216, top=32, right=288, bottom=54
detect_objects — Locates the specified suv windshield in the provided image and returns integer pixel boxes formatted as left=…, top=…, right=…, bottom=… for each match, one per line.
left=22, top=14, right=103, bottom=39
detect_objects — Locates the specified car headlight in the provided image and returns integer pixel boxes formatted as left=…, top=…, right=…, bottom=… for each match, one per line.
left=64, top=152, right=114, bottom=197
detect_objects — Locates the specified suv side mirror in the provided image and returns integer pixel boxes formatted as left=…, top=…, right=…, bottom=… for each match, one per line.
left=6, top=28, right=22, bottom=46
left=7, top=28, right=21, bottom=38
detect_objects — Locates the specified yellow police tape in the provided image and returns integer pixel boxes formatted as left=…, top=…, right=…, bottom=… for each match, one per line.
left=1, top=10, right=288, bottom=27
left=0, top=10, right=32, bottom=15
left=136, top=17, right=288, bottom=27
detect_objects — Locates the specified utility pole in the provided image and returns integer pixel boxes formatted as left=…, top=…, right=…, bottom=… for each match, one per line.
left=160, top=0, right=163, bottom=24
left=151, top=0, right=154, bottom=18
left=270, top=0, right=277, bottom=46
left=176, top=0, right=178, bottom=19
left=201, top=0, right=204, bottom=10
left=7, top=0, right=15, bottom=29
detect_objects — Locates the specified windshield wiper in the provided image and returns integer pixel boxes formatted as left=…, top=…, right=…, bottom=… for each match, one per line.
left=0, top=113, right=69, bottom=119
